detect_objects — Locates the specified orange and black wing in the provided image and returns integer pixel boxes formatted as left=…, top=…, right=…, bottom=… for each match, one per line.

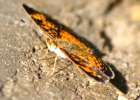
left=23, top=4, right=60, bottom=39
left=62, top=47, right=114, bottom=82
left=23, top=4, right=115, bottom=82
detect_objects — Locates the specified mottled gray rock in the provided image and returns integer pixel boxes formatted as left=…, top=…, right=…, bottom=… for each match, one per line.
left=0, top=0, right=140, bottom=100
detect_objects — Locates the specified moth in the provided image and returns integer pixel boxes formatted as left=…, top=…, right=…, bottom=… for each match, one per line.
left=23, top=4, right=115, bottom=83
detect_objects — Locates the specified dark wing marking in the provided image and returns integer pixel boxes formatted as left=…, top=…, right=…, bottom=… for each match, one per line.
left=23, top=4, right=60, bottom=39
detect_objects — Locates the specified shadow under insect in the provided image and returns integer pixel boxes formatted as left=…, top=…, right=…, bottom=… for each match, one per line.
left=109, top=63, right=128, bottom=94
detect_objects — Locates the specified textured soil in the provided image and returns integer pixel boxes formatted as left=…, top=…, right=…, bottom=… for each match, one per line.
left=0, top=0, right=140, bottom=100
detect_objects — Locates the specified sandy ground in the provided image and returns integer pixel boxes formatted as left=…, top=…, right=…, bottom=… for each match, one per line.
left=0, top=0, right=140, bottom=100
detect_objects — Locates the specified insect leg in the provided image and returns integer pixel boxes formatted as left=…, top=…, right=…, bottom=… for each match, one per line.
left=51, top=55, right=58, bottom=76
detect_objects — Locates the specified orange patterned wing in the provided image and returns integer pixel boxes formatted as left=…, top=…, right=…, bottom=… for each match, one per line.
left=23, top=4, right=60, bottom=40
left=23, top=4, right=115, bottom=82
left=56, top=34, right=115, bottom=82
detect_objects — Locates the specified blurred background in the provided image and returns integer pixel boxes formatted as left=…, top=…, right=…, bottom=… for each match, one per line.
left=0, top=0, right=140, bottom=100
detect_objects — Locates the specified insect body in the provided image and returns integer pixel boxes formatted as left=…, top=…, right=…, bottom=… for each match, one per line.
left=23, top=4, right=115, bottom=83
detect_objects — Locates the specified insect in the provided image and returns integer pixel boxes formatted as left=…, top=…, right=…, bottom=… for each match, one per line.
left=23, top=4, right=115, bottom=83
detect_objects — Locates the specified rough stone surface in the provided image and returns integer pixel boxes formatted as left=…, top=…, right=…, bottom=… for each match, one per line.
left=0, top=0, right=140, bottom=100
